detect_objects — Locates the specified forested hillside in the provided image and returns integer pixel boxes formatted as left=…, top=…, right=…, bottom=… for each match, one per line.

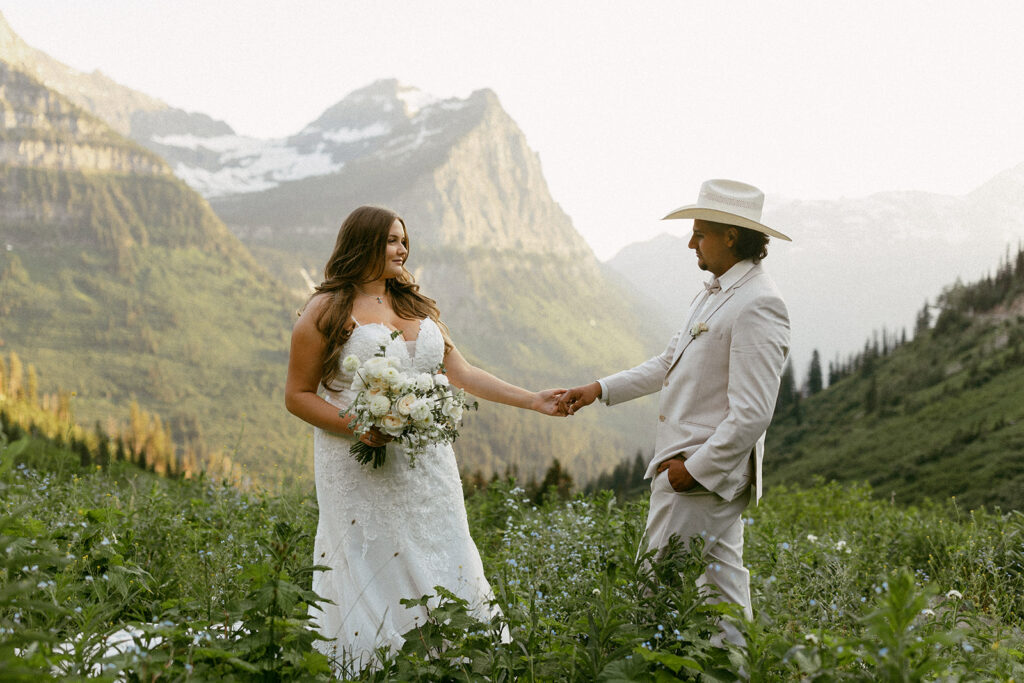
left=767, top=246, right=1024, bottom=510
left=0, top=62, right=302, bottom=486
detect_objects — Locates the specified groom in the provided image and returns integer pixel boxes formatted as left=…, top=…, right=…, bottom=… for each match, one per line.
left=560, top=179, right=791, bottom=639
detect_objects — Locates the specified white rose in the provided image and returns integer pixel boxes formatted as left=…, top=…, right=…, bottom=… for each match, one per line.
left=381, top=412, right=407, bottom=436
left=396, top=393, right=418, bottom=416
left=433, top=373, right=450, bottom=387
left=350, top=374, right=367, bottom=391
left=381, top=366, right=401, bottom=385
left=367, top=394, right=391, bottom=417
left=342, top=355, right=361, bottom=372
left=415, top=373, right=434, bottom=392
left=413, top=415, right=434, bottom=429
left=409, top=399, right=433, bottom=423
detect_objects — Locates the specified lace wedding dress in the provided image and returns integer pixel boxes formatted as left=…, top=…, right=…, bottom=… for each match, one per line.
left=309, top=317, right=500, bottom=672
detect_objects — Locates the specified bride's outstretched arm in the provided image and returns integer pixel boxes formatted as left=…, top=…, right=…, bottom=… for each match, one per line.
left=443, top=347, right=567, bottom=416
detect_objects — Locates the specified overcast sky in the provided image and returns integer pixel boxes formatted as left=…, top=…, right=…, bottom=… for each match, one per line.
left=5, top=0, right=1024, bottom=259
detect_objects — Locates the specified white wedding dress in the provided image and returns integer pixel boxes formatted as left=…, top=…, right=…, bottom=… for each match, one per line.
left=309, top=317, right=500, bottom=673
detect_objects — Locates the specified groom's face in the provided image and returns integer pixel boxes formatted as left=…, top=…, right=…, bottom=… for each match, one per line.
left=688, top=220, right=738, bottom=277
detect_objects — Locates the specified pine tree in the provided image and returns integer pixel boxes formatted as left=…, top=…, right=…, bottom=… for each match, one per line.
left=775, top=361, right=797, bottom=414
left=914, top=300, right=931, bottom=338
left=535, top=458, right=574, bottom=504
left=807, top=350, right=823, bottom=395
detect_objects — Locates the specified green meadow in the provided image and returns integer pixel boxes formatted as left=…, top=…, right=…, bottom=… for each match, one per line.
left=2, top=426, right=1022, bottom=681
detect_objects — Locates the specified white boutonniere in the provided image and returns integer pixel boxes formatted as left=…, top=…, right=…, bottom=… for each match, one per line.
left=689, top=322, right=709, bottom=339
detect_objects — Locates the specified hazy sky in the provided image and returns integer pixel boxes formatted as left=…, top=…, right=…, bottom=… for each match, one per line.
left=5, top=0, right=1024, bottom=259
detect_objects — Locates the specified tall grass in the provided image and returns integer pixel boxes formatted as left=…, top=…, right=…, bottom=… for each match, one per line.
left=2, top=431, right=1022, bottom=680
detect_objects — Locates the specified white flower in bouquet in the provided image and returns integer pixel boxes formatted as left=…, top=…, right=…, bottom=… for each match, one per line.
left=342, top=330, right=478, bottom=468
left=342, top=354, right=361, bottom=373
left=396, top=393, right=418, bottom=416
left=381, top=412, right=407, bottom=436
left=441, top=397, right=464, bottom=422
left=362, top=356, right=389, bottom=379
left=367, top=394, right=391, bottom=417
left=409, top=398, right=434, bottom=423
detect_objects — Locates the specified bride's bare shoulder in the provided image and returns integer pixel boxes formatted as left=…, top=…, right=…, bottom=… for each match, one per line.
left=294, top=292, right=336, bottom=330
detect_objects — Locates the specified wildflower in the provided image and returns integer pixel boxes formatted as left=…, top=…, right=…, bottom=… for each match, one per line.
left=879, top=647, right=889, bottom=656
left=946, top=589, right=963, bottom=600
left=809, top=599, right=817, bottom=607
left=781, top=542, right=791, bottom=550
left=804, top=633, right=819, bottom=645
left=592, top=588, right=600, bottom=596
left=921, top=608, right=935, bottom=617
left=806, top=534, right=818, bottom=543
left=962, top=642, right=975, bottom=653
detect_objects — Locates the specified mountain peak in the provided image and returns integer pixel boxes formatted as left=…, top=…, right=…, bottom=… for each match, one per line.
left=302, top=79, right=445, bottom=134
left=0, top=10, right=34, bottom=66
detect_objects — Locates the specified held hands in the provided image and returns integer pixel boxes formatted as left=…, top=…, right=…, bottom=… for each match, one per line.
left=533, top=388, right=569, bottom=416
left=558, top=381, right=602, bottom=416
left=656, top=458, right=699, bottom=492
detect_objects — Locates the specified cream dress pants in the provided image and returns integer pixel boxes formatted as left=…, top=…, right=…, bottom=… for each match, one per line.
left=645, top=470, right=752, bottom=642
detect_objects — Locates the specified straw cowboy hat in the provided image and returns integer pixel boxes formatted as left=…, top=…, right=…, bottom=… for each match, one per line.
left=663, top=179, right=792, bottom=241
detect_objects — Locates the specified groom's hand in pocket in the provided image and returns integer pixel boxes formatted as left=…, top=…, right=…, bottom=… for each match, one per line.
left=560, top=382, right=601, bottom=415
left=657, top=458, right=698, bottom=492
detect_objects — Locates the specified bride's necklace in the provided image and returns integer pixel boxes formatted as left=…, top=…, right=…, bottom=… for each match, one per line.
left=357, top=290, right=386, bottom=304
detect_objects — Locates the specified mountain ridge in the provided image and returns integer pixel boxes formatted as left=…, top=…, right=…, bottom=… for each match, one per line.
left=0, top=60, right=303, bottom=485
left=1, top=13, right=670, bottom=484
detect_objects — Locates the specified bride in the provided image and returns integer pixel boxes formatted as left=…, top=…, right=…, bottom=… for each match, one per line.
left=285, top=205, right=565, bottom=672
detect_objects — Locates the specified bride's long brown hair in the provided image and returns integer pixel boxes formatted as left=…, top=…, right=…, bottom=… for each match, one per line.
left=307, top=205, right=452, bottom=390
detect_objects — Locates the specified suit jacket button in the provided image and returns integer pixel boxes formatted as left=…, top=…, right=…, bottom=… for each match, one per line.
left=659, top=415, right=666, bottom=422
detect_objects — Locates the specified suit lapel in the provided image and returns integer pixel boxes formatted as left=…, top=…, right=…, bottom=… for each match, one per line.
left=668, top=265, right=763, bottom=372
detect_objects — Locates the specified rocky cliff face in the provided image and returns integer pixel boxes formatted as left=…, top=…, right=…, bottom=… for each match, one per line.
left=207, top=80, right=670, bottom=481
left=0, top=7, right=671, bottom=482
left=0, top=62, right=299, bottom=485
left=0, top=61, right=169, bottom=176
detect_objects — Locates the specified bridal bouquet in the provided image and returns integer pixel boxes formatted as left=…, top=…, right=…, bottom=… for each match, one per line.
left=341, top=332, right=477, bottom=468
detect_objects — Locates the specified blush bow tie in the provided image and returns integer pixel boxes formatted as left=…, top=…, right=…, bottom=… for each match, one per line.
left=704, top=279, right=721, bottom=295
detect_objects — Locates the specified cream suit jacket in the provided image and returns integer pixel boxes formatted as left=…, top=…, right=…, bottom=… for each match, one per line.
left=601, top=262, right=790, bottom=503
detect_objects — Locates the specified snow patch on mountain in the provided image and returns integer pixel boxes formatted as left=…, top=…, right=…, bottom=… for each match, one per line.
left=320, top=122, right=391, bottom=143
left=164, top=136, right=344, bottom=197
